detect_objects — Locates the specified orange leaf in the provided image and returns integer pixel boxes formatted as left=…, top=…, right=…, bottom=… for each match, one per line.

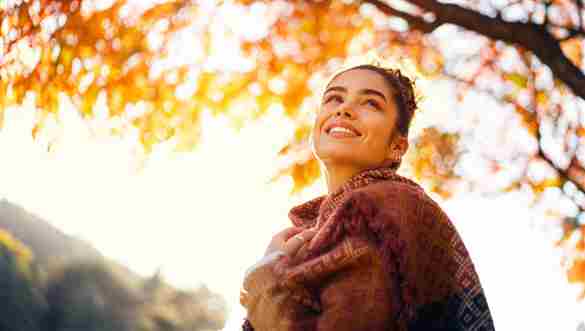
left=291, top=157, right=321, bottom=194
left=561, top=37, right=583, bottom=67
left=568, top=259, right=585, bottom=283
left=535, top=91, right=548, bottom=107
left=514, top=105, right=537, bottom=136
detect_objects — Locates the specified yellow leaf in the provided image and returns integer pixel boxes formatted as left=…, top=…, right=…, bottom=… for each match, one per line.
left=291, top=157, right=321, bottom=194
left=514, top=105, right=537, bottom=136
left=81, top=86, right=100, bottom=115
left=504, top=72, right=528, bottom=89
left=531, top=176, right=561, bottom=194
left=293, top=124, right=312, bottom=143
left=535, top=91, right=548, bottom=106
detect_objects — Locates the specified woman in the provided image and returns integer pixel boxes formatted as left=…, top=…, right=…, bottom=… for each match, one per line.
left=240, top=64, right=495, bottom=331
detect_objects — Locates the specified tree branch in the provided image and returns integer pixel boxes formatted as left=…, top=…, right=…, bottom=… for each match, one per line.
left=445, top=71, right=585, bottom=194
left=362, top=0, right=441, bottom=33
left=401, top=0, right=585, bottom=100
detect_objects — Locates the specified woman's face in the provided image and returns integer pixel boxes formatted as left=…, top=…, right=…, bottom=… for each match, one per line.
left=312, top=68, right=400, bottom=169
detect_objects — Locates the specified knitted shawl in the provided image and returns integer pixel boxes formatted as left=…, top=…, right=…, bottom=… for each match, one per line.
left=243, top=166, right=495, bottom=330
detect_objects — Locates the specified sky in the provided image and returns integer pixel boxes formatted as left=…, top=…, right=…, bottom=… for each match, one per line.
left=0, top=89, right=584, bottom=330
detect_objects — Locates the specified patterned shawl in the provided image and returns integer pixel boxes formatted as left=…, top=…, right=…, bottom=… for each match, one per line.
left=243, top=166, right=495, bottom=331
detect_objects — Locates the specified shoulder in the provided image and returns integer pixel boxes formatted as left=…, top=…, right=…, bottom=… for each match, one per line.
left=348, top=179, right=429, bottom=208
left=338, top=179, right=448, bottom=226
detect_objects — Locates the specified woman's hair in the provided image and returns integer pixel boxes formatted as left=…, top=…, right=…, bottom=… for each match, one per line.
left=324, top=64, right=419, bottom=170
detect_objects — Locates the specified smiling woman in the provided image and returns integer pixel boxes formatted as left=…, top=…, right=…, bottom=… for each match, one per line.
left=313, top=65, right=412, bottom=193
left=239, top=64, right=496, bottom=331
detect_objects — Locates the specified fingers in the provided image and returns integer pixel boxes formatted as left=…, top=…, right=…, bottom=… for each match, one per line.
left=239, top=289, right=248, bottom=306
left=282, top=229, right=317, bottom=256
left=264, top=227, right=306, bottom=256
left=277, top=226, right=305, bottom=242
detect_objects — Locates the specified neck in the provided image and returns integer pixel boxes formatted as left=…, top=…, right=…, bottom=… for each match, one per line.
left=323, top=163, right=365, bottom=194
left=323, top=160, right=397, bottom=194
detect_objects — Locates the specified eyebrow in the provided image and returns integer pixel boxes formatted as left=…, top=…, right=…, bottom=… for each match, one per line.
left=324, top=86, right=387, bottom=103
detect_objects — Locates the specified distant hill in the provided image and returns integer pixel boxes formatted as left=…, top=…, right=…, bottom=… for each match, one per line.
left=0, top=199, right=102, bottom=266
left=0, top=198, right=227, bottom=331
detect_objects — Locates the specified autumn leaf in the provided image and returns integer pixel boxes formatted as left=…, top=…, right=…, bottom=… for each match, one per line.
left=569, top=258, right=585, bottom=281
left=530, top=176, right=562, bottom=195
left=504, top=72, right=528, bottom=89
left=514, top=105, right=538, bottom=136
left=290, top=157, right=321, bottom=195
left=405, top=127, right=461, bottom=197
left=561, top=37, right=583, bottom=68
left=535, top=90, right=548, bottom=107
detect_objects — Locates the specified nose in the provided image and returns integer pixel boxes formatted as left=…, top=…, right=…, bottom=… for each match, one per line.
left=335, top=105, right=354, bottom=118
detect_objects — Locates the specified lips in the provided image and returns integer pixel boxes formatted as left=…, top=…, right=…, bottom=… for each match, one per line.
left=323, top=120, right=362, bottom=137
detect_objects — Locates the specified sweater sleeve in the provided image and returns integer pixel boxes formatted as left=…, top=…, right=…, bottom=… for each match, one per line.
left=243, top=250, right=285, bottom=279
left=239, top=262, right=281, bottom=331
left=240, top=256, right=318, bottom=331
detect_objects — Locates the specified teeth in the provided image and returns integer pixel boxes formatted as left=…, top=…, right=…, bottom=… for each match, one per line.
left=329, top=127, right=356, bottom=135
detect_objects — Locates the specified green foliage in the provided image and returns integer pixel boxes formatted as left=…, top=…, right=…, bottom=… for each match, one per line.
left=0, top=232, right=46, bottom=331
left=44, top=260, right=143, bottom=331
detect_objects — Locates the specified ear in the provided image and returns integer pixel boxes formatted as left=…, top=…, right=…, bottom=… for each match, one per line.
left=387, top=134, right=408, bottom=159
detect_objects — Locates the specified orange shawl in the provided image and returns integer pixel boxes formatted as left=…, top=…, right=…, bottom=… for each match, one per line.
left=241, top=166, right=495, bottom=331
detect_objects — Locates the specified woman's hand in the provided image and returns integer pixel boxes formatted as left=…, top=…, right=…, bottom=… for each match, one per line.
left=264, top=227, right=317, bottom=258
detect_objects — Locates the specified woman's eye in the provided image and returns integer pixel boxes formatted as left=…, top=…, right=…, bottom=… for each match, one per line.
left=365, top=99, right=381, bottom=109
left=325, top=95, right=343, bottom=104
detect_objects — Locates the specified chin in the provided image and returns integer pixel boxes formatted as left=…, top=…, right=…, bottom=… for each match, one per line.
left=315, top=146, right=363, bottom=166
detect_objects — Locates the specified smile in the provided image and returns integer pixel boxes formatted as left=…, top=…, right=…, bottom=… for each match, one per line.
left=323, top=120, right=362, bottom=139
left=327, top=127, right=360, bottom=138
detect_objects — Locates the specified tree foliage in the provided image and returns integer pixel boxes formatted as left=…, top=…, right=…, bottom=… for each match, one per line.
left=44, top=260, right=227, bottom=331
left=0, top=229, right=46, bottom=331
left=2, top=0, right=585, bottom=296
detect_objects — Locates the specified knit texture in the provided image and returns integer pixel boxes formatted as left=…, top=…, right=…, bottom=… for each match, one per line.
left=242, top=166, right=495, bottom=330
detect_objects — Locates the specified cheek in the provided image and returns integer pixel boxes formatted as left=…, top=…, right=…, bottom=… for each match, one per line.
left=313, top=110, right=327, bottom=133
left=320, top=102, right=338, bottom=116
left=366, top=119, right=393, bottom=147
left=310, top=119, right=322, bottom=148
left=312, top=124, right=320, bottom=144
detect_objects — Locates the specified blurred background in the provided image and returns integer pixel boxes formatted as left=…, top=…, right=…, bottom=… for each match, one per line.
left=1, top=0, right=585, bottom=330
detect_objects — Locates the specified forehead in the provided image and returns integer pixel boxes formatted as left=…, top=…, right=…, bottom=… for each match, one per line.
left=326, top=68, right=393, bottom=98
